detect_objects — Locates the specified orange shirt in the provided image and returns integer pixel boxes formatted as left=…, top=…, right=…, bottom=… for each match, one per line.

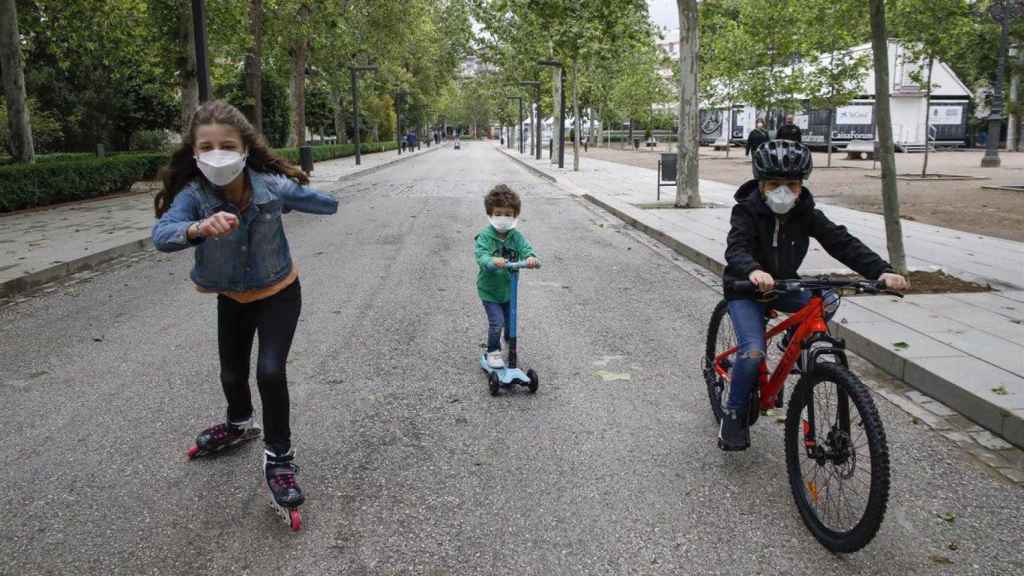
left=198, top=265, right=299, bottom=304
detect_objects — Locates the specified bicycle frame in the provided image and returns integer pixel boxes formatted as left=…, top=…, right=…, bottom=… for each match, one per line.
left=714, top=294, right=829, bottom=411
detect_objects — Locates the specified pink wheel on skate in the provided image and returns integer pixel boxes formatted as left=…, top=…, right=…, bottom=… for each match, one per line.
left=289, top=508, right=302, bottom=531
left=187, top=445, right=200, bottom=460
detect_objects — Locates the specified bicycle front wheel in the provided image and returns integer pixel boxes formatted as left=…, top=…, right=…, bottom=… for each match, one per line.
left=785, top=363, right=890, bottom=553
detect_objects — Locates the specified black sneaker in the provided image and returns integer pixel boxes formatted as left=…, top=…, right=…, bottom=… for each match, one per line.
left=718, top=409, right=751, bottom=451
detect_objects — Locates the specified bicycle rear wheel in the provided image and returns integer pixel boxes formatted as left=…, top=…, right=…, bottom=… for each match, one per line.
left=703, top=300, right=734, bottom=423
left=704, top=300, right=762, bottom=425
left=785, top=363, right=890, bottom=553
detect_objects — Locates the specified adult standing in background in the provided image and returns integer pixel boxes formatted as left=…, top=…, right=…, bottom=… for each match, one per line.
left=745, top=119, right=770, bottom=157
left=776, top=115, right=803, bottom=142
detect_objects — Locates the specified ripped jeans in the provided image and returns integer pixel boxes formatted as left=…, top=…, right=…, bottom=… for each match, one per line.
left=726, top=290, right=838, bottom=413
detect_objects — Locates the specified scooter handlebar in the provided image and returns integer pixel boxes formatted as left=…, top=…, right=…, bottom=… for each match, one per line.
left=506, top=260, right=541, bottom=271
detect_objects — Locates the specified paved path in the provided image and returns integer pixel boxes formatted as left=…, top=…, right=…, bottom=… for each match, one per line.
left=2, top=141, right=1023, bottom=574
left=0, top=145, right=439, bottom=297
left=501, top=146, right=1024, bottom=450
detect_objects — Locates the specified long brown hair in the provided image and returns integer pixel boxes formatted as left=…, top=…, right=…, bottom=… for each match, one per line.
left=154, top=100, right=309, bottom=217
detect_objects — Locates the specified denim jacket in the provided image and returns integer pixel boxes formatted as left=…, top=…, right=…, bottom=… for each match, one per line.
left=152, top=170, right=338, bottom=292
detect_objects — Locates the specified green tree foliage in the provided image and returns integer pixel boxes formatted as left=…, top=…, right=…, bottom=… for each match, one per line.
left=18, top=0, right=178, bottom=151
left=217, top=71, right=292, bottom=148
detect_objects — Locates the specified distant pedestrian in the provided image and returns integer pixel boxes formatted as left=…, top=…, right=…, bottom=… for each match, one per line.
left=151, top=100, right=338, bottom=513
left=745, top=119, right=770, bottom=157
left=776, top=115, right=803, bottom=143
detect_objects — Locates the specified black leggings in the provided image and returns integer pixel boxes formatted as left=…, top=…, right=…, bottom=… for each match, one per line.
left=217, top=279, right=301, bottom=453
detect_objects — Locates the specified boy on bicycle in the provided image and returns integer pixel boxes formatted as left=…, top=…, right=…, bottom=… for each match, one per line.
left=720, top=140, right=909, bottom=451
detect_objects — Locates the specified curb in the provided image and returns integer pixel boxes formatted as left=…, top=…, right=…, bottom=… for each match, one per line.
left=0, top=147, right=440, bottom=300
left=0, top=238, right=153, bottom=299
left=497, top=146, right=557, bottom=183
left=496, top=143, right=1024, bottom=450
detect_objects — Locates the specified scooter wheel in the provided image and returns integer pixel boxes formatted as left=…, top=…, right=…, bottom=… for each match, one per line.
left=488, top=372, right=500, bottom=396
left=526, top=369, right=539, bottom=394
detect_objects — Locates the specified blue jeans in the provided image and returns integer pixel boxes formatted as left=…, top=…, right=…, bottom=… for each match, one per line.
left=483, top=301, right=511, bottom=352
left=726, top=291, right=838, bottom=413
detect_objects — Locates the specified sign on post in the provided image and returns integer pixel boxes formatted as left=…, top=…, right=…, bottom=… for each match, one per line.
left=657, top=153, right=678, bottom=201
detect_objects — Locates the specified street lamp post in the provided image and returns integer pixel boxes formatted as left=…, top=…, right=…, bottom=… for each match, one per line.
left=520, top=80, right=541, bottom=160
left=981, top=1, right=1024, bottom=167
left=395, top=90, right=408, bottom=155
left=538, top=60, right=565, bottom=168
left=191, top=0, right=211, bottom=102
left=507, top=96, right=524, bottom=154
left=349, top=64, right=378, bottom=166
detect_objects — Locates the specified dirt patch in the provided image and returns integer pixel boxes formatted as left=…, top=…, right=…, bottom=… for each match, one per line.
left=834, top=270, right=990, bottom=294
left=580, top=146, right=1024, bottom=242
left=904, top=270, right=992, bottom=294
left=865, top=173, right=988, bottom=181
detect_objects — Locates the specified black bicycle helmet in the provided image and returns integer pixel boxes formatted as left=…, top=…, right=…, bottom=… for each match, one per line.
left=751, top=139, right=813, bottom=180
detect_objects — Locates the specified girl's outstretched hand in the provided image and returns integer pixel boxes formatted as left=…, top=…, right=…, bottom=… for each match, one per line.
left=526, top=257, right=539, bottom=269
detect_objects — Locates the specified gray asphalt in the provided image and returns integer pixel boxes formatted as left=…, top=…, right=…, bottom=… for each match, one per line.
left=1, top=143, right=1022, bottom=575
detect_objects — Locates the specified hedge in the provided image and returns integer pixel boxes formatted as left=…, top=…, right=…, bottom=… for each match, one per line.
left=0, top=141, right=401, bottom=213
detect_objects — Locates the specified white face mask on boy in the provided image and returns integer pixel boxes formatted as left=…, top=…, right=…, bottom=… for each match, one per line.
left=764, top=185, right=798, bottom=215
left=489, top=216, right=518, bottom=233
left=195, top=149, right=247, bottom=187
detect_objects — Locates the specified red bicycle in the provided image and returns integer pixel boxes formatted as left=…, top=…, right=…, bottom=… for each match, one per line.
left=703, top=278, right=897, bottom=553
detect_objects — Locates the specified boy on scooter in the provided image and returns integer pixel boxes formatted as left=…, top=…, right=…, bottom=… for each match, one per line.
left=720, top=140, right=909, bottom=451
left=475, top=185, right=539, bottom=368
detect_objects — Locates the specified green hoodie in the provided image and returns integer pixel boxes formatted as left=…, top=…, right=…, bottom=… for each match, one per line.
left=474, top=225, right=537, bottom=303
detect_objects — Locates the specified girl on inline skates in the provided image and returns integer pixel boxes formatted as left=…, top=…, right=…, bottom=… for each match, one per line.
left=152, top=100, right=338, bottom=525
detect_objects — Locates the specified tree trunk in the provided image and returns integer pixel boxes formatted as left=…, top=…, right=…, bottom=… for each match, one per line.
left=1010, top=46, right=1021, bottom=151
left=572, top=60, right=580, bottom=171
left=726, top=101, right=733, bottom=158
left=178, top=2, right=199, bottom=133
left=245, top=0, right=263, bottom=134
left=0, top=0, right=33, bottom=162
left=869, top=0, right=908, bottom=274
left=922, top=57, right=934, bottom=177
left=827, top=108, right=834, bottom=167
left=551, top=65, right=561, bottom=165
left=330, top=86, right=348, bottom=144
left=627, top=118, right=633, bottom=151
left=290, top=37, right=307, bottom=147
left=676, top=0, right=701, bottom=208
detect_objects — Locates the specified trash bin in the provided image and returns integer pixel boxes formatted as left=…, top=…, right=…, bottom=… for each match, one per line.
left=299, top=145, right=314, bottom=173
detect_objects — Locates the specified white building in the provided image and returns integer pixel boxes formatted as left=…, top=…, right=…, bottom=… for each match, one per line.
left=699, top=40, right=972, bottom=150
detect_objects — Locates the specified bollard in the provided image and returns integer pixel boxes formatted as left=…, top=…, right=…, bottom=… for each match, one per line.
left=299, top=145, right=314, bottom=173
left=549, top=138, right=553, bottom=158
left=96, top=143, right=106, bottom=158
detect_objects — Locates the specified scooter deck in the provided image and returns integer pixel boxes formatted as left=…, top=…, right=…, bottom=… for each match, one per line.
left=480, top=355, right=530, bottom=385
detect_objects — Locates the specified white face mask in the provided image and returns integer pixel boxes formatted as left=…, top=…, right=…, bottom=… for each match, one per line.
left=195, top=149, right=247, bottom=187
left=489, top=216, right=518, bottom=233
left=765, top=186, right=798, bottom=214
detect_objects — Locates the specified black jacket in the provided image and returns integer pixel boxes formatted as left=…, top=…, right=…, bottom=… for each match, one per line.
left=745, top=128, right=769, bottom=156
left=722, top=180, right=893, bottom=299
left=776, top=123, right=802, bottom=142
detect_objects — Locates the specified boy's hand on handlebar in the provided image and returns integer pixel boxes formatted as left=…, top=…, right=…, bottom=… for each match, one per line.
left=492, top=257, right=507, bottom=269
left=748, top=270, right=775, bottom=292
left=879, top=272, right=910, bottom=292
left=526, top=257, right=539, bottom=269
left=199, top=212, right=239, bottom=238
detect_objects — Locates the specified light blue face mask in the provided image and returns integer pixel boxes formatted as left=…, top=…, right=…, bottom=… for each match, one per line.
left=489, top=216, right=518, bottom=232
left=765, top=186, right=797, bottom=214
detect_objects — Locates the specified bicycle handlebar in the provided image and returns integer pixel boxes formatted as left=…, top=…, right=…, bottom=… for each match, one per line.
left=728, top=278, right=903, bottom=298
